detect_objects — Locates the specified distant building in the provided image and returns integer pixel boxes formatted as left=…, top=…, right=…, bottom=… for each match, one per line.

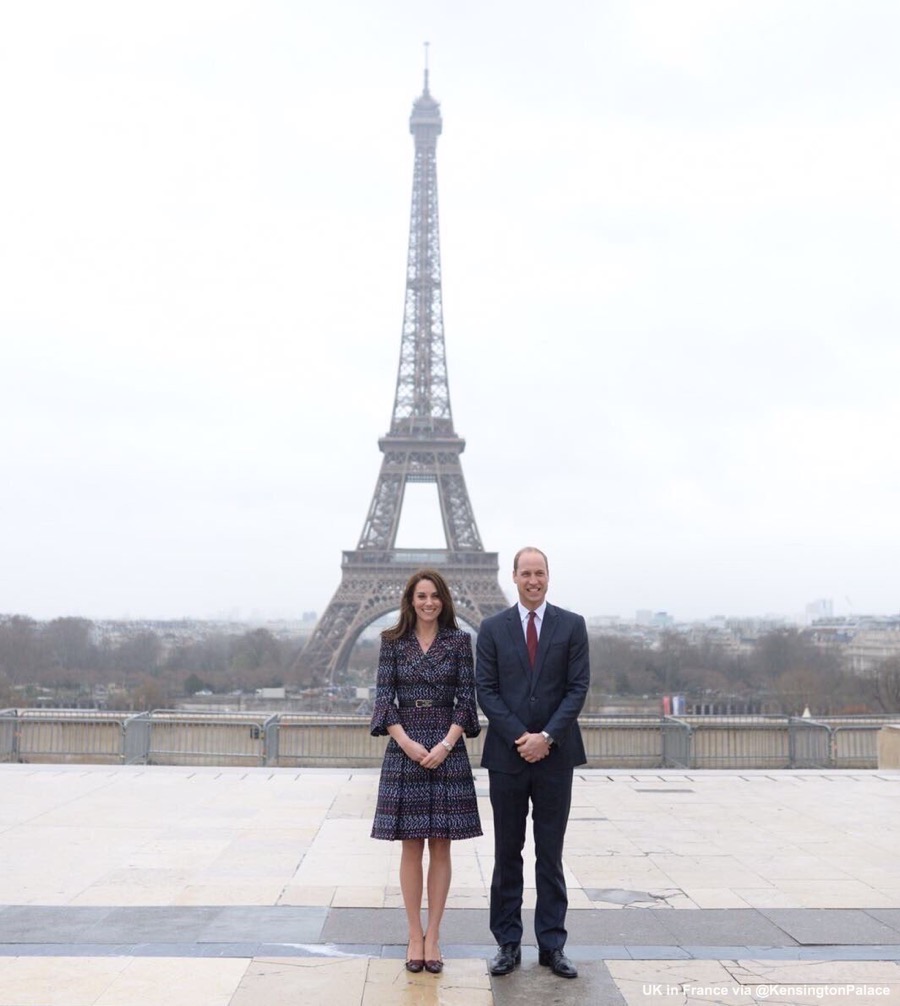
left=805, top=598, right=834, bottom=624
left=587, top=615, right=623, bottom=629
left=634, top=610, right=674, bottom=628
left=845, top=625, right=900, bottom=675
left=255, top=687, right=286, bottom=700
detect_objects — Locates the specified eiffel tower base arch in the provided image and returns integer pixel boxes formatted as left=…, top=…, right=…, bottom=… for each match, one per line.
left=295, top=550, right=508, bottom=687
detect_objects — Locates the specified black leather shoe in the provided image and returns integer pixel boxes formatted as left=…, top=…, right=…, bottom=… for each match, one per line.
left=489, top=942, right=521, bottom=975
left=538, top=947, right=578, bottom=978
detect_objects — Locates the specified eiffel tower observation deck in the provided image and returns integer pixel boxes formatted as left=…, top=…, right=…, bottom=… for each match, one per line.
left=296, top=66, right=508, bottom=687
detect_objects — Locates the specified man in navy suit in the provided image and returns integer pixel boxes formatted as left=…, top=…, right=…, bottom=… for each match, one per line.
left=475, top=547, right=590, bottom=979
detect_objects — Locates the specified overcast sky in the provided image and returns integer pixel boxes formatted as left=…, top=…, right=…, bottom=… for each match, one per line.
left=1, top=0, right=897, bottom=625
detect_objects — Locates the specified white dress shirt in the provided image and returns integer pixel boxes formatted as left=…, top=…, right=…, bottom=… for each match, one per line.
left=517, top=600, right=547, bottom=641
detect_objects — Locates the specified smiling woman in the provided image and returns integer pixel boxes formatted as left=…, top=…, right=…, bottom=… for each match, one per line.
left=369, top=568, right=482, bottom=975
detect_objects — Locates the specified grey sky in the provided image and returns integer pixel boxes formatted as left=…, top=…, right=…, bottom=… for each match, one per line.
left=1, top=1, right=897, bottom=624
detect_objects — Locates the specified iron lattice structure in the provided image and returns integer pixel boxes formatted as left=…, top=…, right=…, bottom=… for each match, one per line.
left=296, top=72, right=508, bottom=685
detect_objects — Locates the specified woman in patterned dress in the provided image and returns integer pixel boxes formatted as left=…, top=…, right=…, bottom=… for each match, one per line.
left=370, top=568, right=482, bottom=974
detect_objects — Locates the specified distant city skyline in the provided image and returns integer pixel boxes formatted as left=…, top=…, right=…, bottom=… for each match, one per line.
left=4, top=596, right=896, bottom=629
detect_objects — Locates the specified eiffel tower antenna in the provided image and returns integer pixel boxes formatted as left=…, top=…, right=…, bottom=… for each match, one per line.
left=296, top=67, right=508, bottom=686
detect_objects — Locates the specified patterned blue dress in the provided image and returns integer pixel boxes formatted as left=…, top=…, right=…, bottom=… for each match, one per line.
left=370, top=627, right=482, bottom=841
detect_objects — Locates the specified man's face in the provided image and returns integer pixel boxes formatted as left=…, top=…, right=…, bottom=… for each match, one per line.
left=513, top=550, right=549, bottom=611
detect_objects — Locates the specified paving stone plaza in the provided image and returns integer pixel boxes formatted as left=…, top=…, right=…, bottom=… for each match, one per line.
left=1, top=764, right=900, bottom=1004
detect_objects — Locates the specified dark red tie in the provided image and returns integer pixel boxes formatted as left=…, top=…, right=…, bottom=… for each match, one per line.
left=526, top=610, right=538, bottom=666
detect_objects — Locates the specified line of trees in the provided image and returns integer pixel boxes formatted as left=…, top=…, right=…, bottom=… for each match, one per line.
left=2, top=617, right=899, bottom=714
left=0, top=616, right=301, bottom=709
left=587, top=628, right=899, bottom=715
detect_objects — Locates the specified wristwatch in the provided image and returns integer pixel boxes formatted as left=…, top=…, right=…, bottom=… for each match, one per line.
left=441, top=739, right=453, bottom=752
left=541, top=731, right=554, bottom=747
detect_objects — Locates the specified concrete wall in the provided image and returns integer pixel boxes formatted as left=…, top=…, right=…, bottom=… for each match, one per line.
left=877, top=724, right=900, bottom=769
left=3, top=712, right=894, bottom=769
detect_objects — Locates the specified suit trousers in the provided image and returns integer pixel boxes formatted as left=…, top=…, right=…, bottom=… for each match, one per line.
left=488, top=760, right=573, bottom=950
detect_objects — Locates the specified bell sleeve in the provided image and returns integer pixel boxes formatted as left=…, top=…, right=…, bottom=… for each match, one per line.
left=369, top=635, right=401, bottom=736
left=452, top=631, right=481, bottom=738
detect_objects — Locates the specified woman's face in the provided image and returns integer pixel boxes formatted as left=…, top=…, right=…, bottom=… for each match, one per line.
left=411, top=578, right=442, bottom=628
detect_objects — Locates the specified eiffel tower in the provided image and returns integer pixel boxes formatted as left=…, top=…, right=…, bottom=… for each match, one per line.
left=297, top=67, right=508, bottom=686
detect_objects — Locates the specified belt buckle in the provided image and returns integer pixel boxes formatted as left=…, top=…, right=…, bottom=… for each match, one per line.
left=415, top=699, right=433, bottom=708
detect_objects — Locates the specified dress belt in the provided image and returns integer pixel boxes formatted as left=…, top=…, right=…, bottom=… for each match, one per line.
left=398, top=700, right=452, bottom=708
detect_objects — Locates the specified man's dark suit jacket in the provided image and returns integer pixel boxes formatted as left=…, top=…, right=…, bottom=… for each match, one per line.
left=476, top=602, right=590, bottom=773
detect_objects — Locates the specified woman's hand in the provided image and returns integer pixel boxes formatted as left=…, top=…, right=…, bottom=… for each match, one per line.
left=402, top=739, right=431, bottom=764
left=419, top=742, right=450, bottom=770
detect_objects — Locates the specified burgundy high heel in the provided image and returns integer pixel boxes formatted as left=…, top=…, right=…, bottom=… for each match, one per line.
left=424, top=937, right=443, bottom=973
left=405, top=934, right=425, bottom=973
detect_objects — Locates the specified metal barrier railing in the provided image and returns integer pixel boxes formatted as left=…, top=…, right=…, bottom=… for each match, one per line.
left=831, top=723, right=883, bottom=768
left=660, top=715, right=836, bottom=770
left=662, top=717, right=692, bottom=768
left=0, top=711, right=898, bottom=768
left=123, top=711, right=151, bottom=765
left=0, top=709, right=18, bottom=762
left=789, top=718, right=833, bottom=768
left=144, top=710, right=276, bottom=766
left=275, top=714, right=391, bottom=767
left=5, top=709, right=127, bottom=764
left=581, top=716, right=668, bottom=769
left=665, top=715, right=763, bottom=769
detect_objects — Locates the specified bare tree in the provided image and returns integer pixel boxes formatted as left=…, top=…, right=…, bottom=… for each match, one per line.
left=874, top=656, right=900, bottom=713
left=44, top=617, right=96, bottom=670
left=0, top=616, right=46, bottom=681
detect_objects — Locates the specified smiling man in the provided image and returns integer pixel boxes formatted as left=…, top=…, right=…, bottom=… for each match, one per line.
left=475, top=547, right=590, bottom=980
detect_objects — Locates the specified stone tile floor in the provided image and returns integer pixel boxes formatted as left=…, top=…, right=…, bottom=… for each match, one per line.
left=1, top=764, right=900, bottom=1004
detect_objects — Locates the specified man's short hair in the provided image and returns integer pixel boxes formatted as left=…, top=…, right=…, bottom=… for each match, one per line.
left=513, top=547, right=549, bottom=573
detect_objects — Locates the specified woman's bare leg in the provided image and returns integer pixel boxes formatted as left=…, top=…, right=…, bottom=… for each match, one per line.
left=400, top=838, right=426, bottom=956
left=424, top=838, right=451, bottom=960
